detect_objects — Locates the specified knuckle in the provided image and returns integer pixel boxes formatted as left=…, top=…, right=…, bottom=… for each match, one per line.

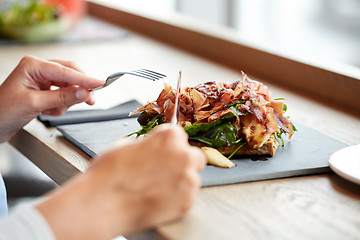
left=60, top=65, right=71, bottom=81
left=67, top=61, right=80, bottom=70
left=57, top=63, right=76, bottom=84
left=25, top=92, right=40, bottom=110
left=21, top=55, right=34, bottom=62
left=179, top=151, right=192, bottom=165
left=150, top=128, right=174, bottom=146
left=161, top=127, right=187, bottom=145
left=58, top=88, right=68, bottom=106
left=19, top=55, right=36, bottom=66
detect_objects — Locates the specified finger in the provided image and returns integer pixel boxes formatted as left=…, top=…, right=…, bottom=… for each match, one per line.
left=102, top=137, right=134, bottom=154
left=33, top=87, right=91, bottom=111
left=85, top=91, right=96, bottom=105
left=48, top=81, right=75, bottom=89
left=42, top=107, right=68, bottom=116
left=25, top=56, right=104, bottom=89
left=49, top=59, right=84, bottom=73
left=150, top=124, right=206, bottom=171
left=150, top=124, right=188, bottom=140
left=189, top=146, right=207, bottom=172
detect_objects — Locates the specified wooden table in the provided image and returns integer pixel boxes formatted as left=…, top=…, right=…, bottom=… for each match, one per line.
left=2, top=4, right=360, bottom=240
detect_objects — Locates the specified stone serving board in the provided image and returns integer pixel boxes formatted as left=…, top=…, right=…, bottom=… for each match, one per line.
left=58, top=118, right=346, bottom=187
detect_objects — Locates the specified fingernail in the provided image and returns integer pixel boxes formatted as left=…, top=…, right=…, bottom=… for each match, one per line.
left=76, top=88, right=87, bottom=101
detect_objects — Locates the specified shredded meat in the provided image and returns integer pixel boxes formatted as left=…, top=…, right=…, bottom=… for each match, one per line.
left=130, top=72, right=294, bottom=147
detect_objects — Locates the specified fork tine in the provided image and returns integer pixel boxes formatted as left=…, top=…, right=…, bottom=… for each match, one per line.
left=128, top=72, right=157, bottom=81
left=131, top=71, right=158, bottom=81
left=134, top=69, right=165, bottom=78
left=131, top=70, right=159, bottom=80
left=140, top=69, right=167, bottom=78
left=132, top=69, right=166, bottom=80
left=93, top=69, right=166, bottom=91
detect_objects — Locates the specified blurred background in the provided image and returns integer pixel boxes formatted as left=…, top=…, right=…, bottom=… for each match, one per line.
left=0, top=0, right=359, bottom=209
left=102, top=0, right=360, bottom=69
left=179, top=0, right=360, bottom=69
left=1, top=0, right=359, bottom=68
left=1, top=0, right=359, bottom=67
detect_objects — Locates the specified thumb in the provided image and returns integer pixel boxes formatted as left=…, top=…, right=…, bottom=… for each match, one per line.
left=35, top=87, right=91, bottom=111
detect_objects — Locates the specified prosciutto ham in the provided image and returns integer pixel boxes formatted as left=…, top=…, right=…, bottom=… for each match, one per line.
left=130, top=72, right=294, bottom=149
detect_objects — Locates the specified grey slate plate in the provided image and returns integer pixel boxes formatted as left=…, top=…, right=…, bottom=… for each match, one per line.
left=58, top=118, right=347, bottom=187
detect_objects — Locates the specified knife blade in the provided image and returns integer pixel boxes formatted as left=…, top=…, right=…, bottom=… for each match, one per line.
left=171, top=70, right=182, bottom=126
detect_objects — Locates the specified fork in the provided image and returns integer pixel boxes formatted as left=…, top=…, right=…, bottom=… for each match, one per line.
left=92, top=69, right=166, bottom=91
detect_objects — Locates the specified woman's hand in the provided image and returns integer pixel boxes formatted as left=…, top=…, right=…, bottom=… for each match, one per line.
left=36, top=124, right=207, bottom=240
left=0, top=56, right=104, bottom=142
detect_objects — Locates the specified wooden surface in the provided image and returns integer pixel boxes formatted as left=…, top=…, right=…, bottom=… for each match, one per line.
left=1, top=10, right=360, bottom=240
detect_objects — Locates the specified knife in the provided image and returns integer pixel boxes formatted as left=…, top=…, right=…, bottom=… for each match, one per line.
left=171, top=70, right=182, bottom=126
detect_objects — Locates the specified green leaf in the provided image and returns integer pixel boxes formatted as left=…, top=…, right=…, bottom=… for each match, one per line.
left=225, top=100, right=250, bottom=117
left=283, top=103, right=288, bottom=112
left=275, top=131, right=285, bottom=147
left=128, top=115, right=162, bottom=137
left=204, top=123, right=238, bottom=148
left=273, top=98, right=287, bottom=112
left=184, top=112, right=236, bottom=137
left=227, top=140, right=247, bottom=159
left=228, top=106, right=246, bottom=116
left=184, top=121, right=218, bottom=137
left=226, top=100, right=246, bottom=108
left=188, top=136, right=213, bottom=146
left=131, top=109, right=241, bottom=149
left=186, top=122, right=238, bottom=148
left=292, top=123, right=297, bottom=132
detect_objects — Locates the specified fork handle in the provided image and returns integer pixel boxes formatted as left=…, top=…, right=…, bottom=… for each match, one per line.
left=108, top=72, right=125, bottom=80
left=92, top=72, right=125, bottom=91
left=105, top=72, right=126, bottom=86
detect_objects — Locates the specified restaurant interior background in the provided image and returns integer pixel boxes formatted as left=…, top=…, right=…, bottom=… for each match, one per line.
left=0, top=0, right=359, bottom=208
left=108, top=0, right=360, bottom=70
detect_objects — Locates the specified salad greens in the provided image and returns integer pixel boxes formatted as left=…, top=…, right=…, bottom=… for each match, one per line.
left=128, top=115, right=163, bottom=137
left=274, top=98, right=287, bottom=112
left=226, top=100, right=246, bottom=108
left=227, top=140, right=247, bottom=159
left=130, top=111, right=241, bottom=150
left=0, top=0, right=60, bottom=27
left=187, top=122, right=237, bottom=148
left=273, top=98, right=297, bottom=146
left=130, top=97, right=296, bottom=157
left=184, top=113, right=238, bottom=148
left=275, top=121, right=297, bottom=147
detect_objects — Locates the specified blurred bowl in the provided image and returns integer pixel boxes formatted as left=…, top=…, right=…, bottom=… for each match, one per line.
left=0, top=17, right=70, bottom=43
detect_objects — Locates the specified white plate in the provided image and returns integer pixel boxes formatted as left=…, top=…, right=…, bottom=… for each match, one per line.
left=329, top=144, right=360, bottom=185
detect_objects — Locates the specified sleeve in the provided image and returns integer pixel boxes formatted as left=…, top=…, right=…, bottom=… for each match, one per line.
left=0, top=203, right=56, bottom=240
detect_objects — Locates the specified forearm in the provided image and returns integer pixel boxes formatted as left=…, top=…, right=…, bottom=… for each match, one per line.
left=0, top=169, right=142, bottom=240
left=35, top=170, right=134, bottom=240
